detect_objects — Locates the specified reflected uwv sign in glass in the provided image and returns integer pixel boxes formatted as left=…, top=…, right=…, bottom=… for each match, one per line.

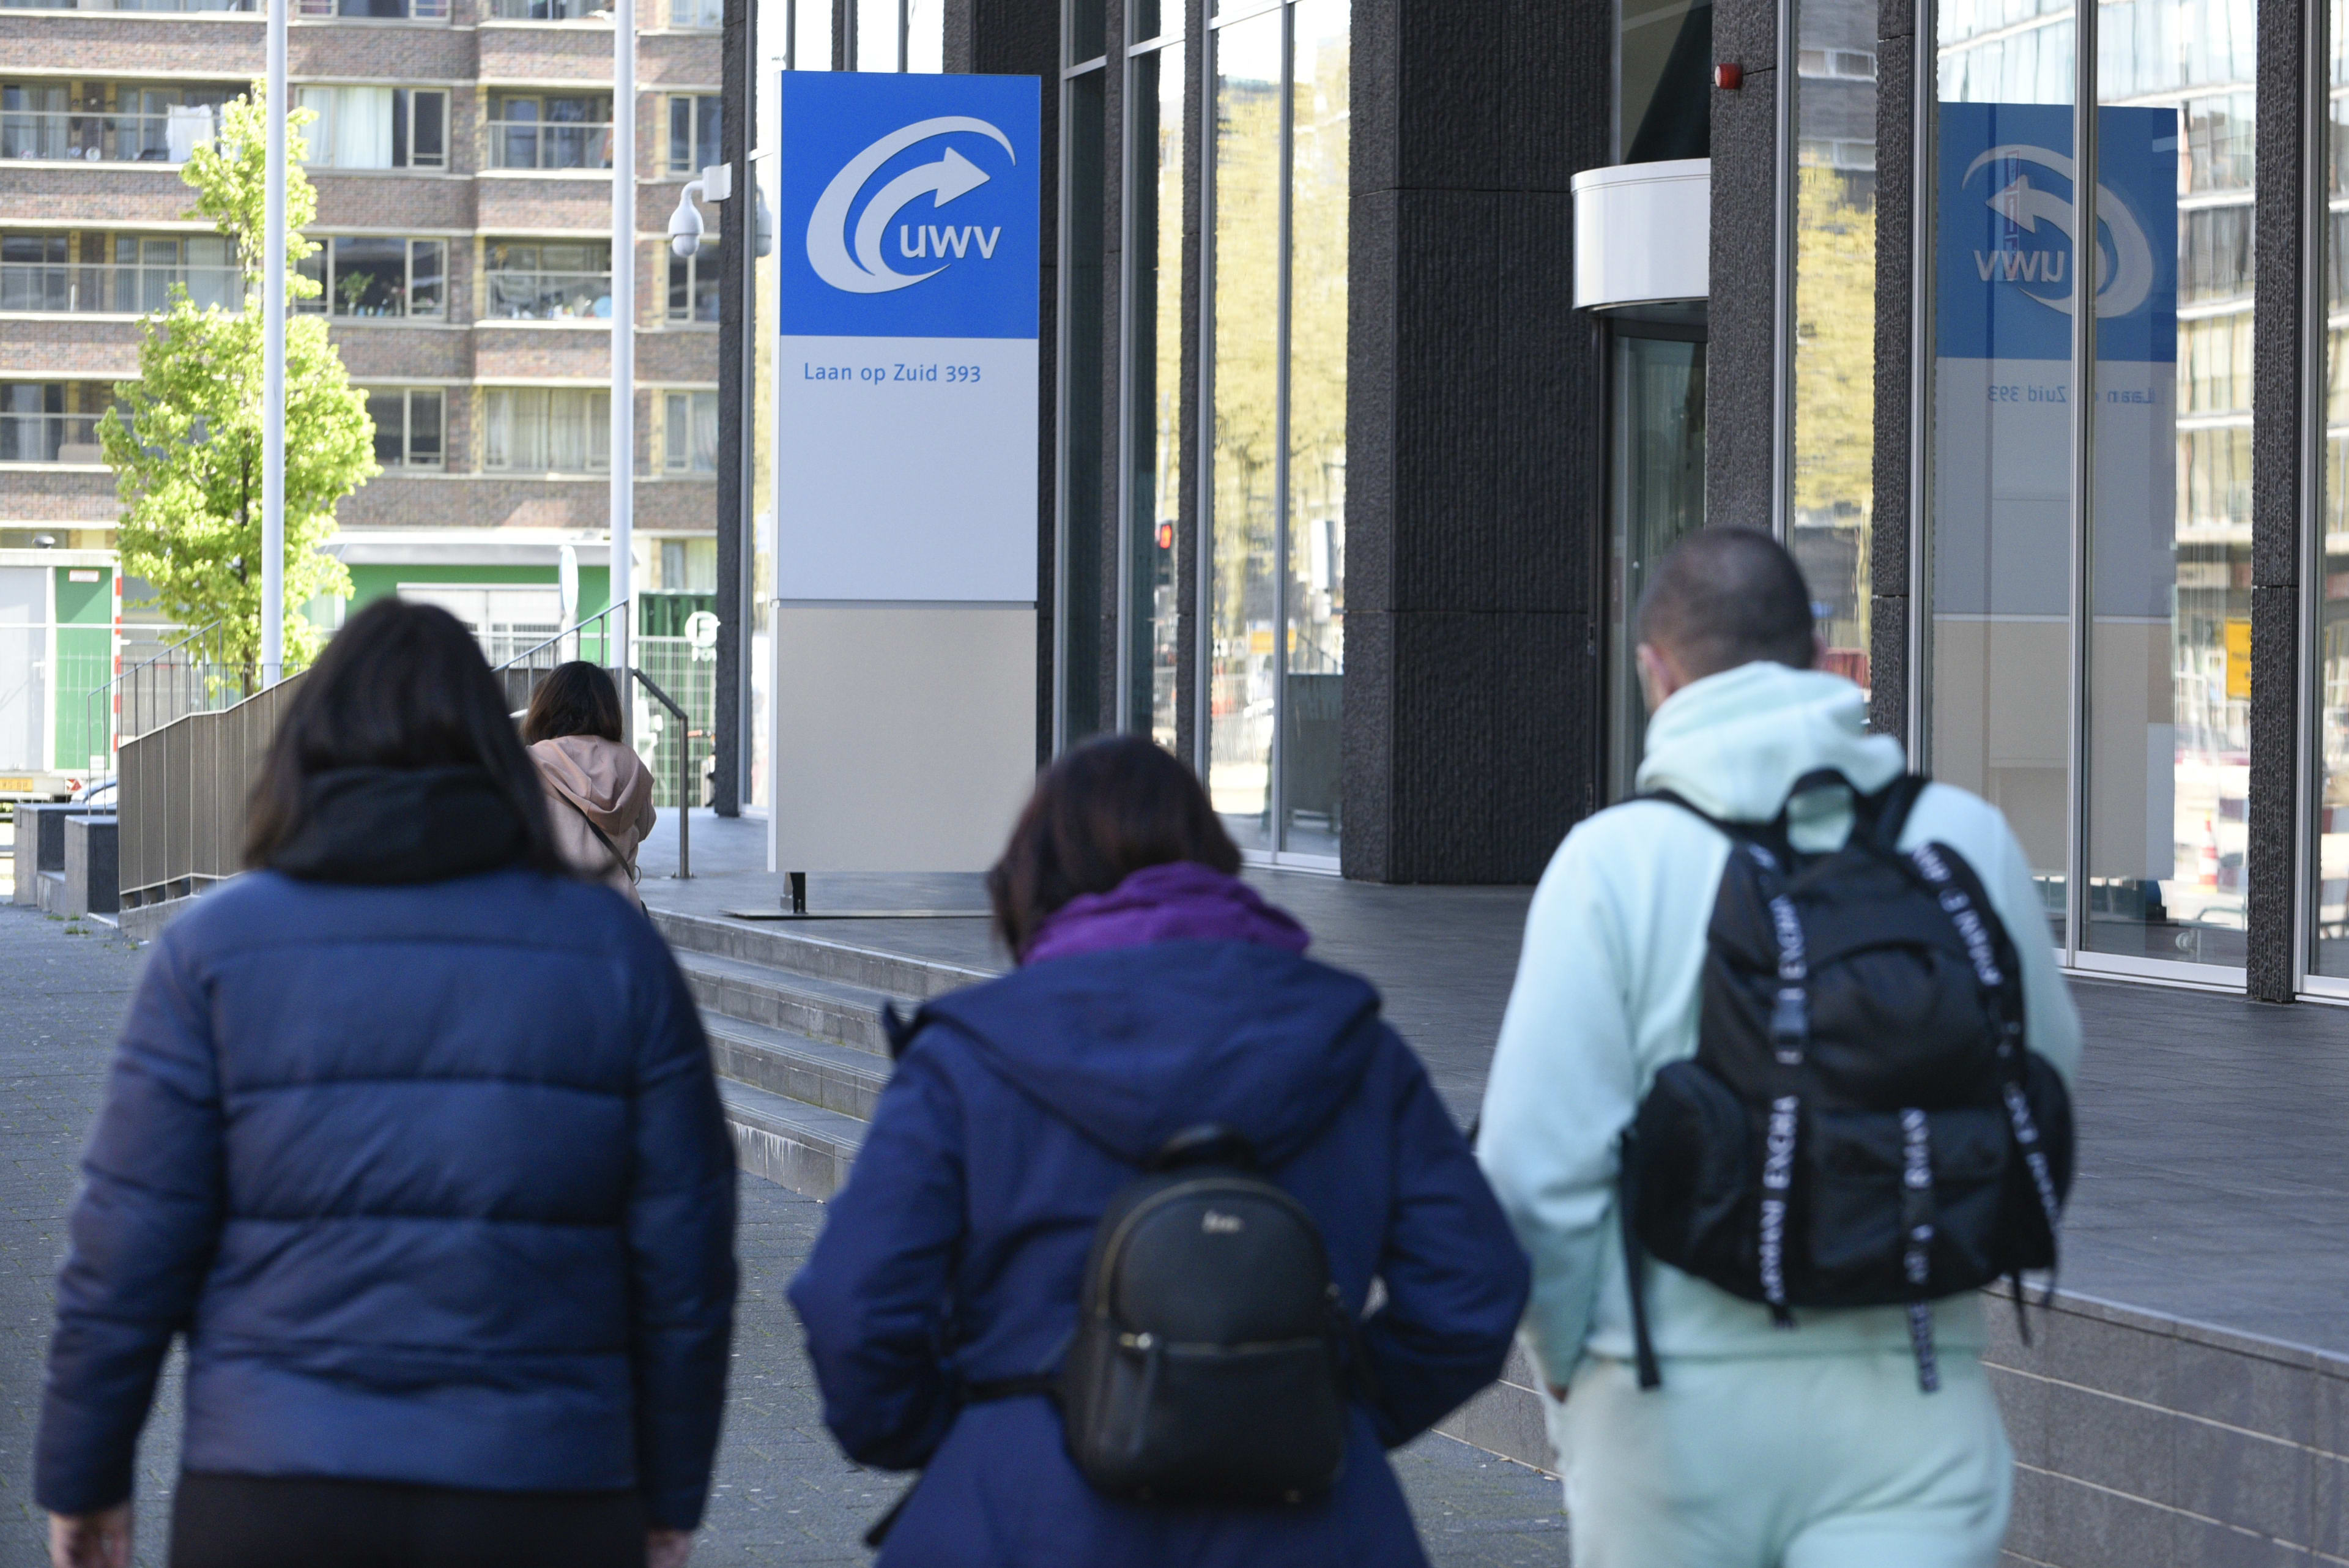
left=1932, top=102, right=2178, bottom=896
left=776, top=72, right=1041, bottom=603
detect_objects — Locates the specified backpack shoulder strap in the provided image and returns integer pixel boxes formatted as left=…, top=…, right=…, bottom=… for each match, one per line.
left=1853, top=772, right=1932, bottom=856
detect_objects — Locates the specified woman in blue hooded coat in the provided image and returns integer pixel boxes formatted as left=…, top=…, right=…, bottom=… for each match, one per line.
left=790, top=736, right=1530, bottom=1567
left=34, top=600, right=736, bottom=1568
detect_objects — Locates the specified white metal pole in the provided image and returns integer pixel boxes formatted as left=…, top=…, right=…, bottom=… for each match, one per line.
left=261, top=0, right=288, bottom=685
left=610, top=0, right=635, bottom=677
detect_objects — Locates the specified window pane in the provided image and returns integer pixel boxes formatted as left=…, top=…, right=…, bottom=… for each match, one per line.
left=1070, top=0, right=1105, bottom=63
left=366, top=389, right=406, bottom=467
left=1620, top=0, right=1712, bottom=161
left=670, top=97, right=692, bottom=173
left=792, top=0, right=831, bottom=68
left=1127, top=41, right=1184, bottom=748
left=1791, top=0, right=1876, bottom=704
left=2083, top=4, right=2236, bottom=968
left=665, top=391, right=688, bottom=469
left=1062, top=66, right=1107, bottom=743
left=856, top=0, right=899, bottom=69
left=330, top=234, right=407, bottom=316
left=1930, top=7, right=2075, bottom=943
left=1208, top=8, right=1283, bottom=852
left=1282, top=0, right=1345, bottom=858
left=409, top=389, right=442, bottom=467
left=409, top=239, right=444, bottom=315
left=412, top=90, right=444, bottom=166
left=906, top=0, right=941, bottom=70
left=2318, top=32, right=2349, bottom=977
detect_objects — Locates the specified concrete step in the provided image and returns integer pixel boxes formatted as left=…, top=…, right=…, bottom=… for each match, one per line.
left=719, top=1078, right=864, bottom=1200
left=677, top=948, right=900, bottom=1057
left=704, top=1011, right=892, bottom=1123
left=651, top=908, right=995, bottom=1001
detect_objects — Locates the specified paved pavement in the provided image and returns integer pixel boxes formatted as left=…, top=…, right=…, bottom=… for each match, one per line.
left=0, top=901, right=1564, bottom=1568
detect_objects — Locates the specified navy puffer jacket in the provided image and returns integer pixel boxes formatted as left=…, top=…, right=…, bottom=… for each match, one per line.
left=34, top=863, right=737, bottom=1528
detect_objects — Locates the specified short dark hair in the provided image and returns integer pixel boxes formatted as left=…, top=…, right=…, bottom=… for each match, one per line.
left=244, top=596, right=563, bottom=874
left=1636, top=527, right=1817, bottom=680
left=987, top=734, right=1240, bottom=959
left=522, top=661, right=624, bottom=745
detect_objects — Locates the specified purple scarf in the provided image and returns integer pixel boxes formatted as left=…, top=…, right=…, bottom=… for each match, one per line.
left=1022, top=861, right=1310, bottom=965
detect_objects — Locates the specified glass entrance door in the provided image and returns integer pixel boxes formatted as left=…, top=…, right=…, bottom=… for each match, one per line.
left=1608, top=329, right=1708, bottom=799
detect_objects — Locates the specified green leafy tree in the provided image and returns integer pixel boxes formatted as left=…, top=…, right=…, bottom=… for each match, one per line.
left=102, top=86, right=372, bottom=672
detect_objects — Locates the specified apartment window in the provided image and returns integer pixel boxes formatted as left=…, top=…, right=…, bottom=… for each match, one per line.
left=0, top=382, right=109, bottom=463
left=666, top=237, right=716, bottom=322
left=483, top=240, right=609, bottom=321
left=484, top=387, right=609, bottom=473
left=667, top=95, right=721, bottom=174
left=669, top=0, right=720, bottom=26
left=112, top=234, right=240, bottom=312
left=296, top=87, right=447, bottom=169
left=0, top=233, right=233, bottom=316
left=486, top=92, right=612, bottom=171
left=366, top=388, right=444, bottom=468
left=297, top=237, right=445, bottom=317
left=663, top=390, right=716, bottom=472
left=486, top=0, right=598, bottom=15
left=297, top=0, right=450, bottom=18
left=2, top=82, right=234, bottom=164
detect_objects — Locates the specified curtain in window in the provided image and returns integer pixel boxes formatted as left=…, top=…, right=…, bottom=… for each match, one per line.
left=299, top=87, right=393, bottom=168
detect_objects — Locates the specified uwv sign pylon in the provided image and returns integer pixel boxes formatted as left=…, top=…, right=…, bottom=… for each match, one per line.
left=777, top=73, right=1039, bottom=601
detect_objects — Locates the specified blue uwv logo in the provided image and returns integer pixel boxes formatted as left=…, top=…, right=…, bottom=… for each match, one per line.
left=806, top=117, right=1016, bottom=295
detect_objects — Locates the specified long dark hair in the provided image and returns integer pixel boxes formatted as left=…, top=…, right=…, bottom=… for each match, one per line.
left=243, top=596, right=564, bottom=874
left=987, top=735, right=1239, bottom=959
left=522, top=661, right=624, bottom=744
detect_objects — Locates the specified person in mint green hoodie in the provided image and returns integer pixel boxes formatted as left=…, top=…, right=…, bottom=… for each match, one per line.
left=1477, top=529, right=2081, bottom=1568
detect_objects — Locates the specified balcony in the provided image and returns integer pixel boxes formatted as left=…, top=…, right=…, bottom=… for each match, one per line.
left=0, top=262, right=242, bottom=313
left=0, top=108, right=219, bottom=164
left=482, top=117, right=612, bottom=172
left=483, top=269, right=609, bottom=321
left=1, top=0, right=253, bottom=10
left=0, top=412, right=106, bottom=464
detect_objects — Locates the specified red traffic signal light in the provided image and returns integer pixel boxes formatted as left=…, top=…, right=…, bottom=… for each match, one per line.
left=1156, top=521, right=1174, bottom=551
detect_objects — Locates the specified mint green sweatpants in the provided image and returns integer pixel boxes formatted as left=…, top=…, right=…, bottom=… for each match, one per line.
left=1553, top=1351, right=2013, bottom=1568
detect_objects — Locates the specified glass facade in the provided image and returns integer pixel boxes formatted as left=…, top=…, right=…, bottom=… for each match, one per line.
left=1926, top=0, right=2255, bottom=976
left=1200, top=0, right=1348, bottom=863
left=1792, top=0, right=1877, bottom=693
left=2318, top=0, right=2349, bottom=979
left=1127, top=30, right=1184, bottom=748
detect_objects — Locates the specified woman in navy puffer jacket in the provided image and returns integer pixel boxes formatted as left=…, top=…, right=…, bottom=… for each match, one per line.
left=790, top=736, right=1531, bottom=1568
left=34, top=600, right=737, bottom=1568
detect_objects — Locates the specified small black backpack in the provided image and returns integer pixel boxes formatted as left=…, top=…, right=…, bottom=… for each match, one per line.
left=1052, top=1125, right=1354, bottom=1504
left=1621, top=770, right=2074, bottom=1393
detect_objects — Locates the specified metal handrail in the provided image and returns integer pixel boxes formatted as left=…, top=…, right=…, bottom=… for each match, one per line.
left=629, top=667, right=691, bottom=880
left=80, top=618, right=241, bottom=784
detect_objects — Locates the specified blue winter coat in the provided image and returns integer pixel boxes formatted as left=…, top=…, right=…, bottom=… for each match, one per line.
left=34, top=867, right=738, bottom=1528
left=789, top=940, right=1531, bottom=1567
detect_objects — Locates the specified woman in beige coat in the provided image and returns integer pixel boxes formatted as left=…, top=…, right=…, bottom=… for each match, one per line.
left=522, top=661, right=658, bottom=905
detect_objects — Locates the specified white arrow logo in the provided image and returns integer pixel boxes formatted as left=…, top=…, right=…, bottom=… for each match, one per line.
left=1962, top=143, right=2154, bottom=319
left=807, top=116, right=1015, bottom=295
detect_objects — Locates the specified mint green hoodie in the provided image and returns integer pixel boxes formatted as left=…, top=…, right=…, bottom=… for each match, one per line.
left=1476, top=662, right=2082, bottom=1389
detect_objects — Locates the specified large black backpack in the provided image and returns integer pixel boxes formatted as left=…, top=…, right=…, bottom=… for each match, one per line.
left=1620, top=770, right=2074, bottom=1393
left=1050, top=1125, right=1354, bottom=1504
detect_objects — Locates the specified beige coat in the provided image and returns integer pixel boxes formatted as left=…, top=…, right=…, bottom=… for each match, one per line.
left=529, top=735, right=657, bottom=905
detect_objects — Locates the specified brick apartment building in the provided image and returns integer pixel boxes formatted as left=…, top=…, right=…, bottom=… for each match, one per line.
left=0, top=0, right=725, bottom=784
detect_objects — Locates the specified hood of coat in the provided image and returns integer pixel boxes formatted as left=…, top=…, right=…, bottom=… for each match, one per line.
left=269, top=766, right=527, bottom=885
left=922, top=941, right=1384, bottom=1169
left=1634, top=660, right=1906, bottom=823
left=530, top=735, right=651, bottom=834
left=1021, top=861, right=1308, bottom=965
